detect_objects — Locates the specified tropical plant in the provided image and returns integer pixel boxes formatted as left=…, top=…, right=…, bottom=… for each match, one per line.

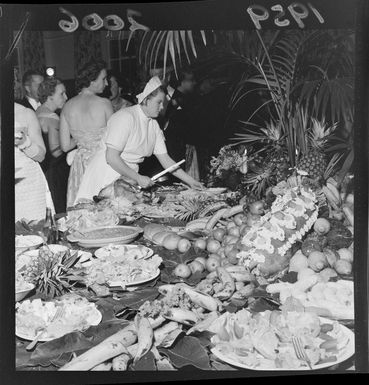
left=133, top=30, right=207, bottom=80
left=229, top=29, right=354, bottom=194
left=129, top=28, right=354, bottom=189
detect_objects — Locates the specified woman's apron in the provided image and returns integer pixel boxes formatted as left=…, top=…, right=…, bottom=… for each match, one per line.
left=73, top=143, right=138, bottom=205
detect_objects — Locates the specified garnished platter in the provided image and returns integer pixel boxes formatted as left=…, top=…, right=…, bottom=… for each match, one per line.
left=16, top=295, right=102, bottom=342
left=209, top=309, right=355, bottom=371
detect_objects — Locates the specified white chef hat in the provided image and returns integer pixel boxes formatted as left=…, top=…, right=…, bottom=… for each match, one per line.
left=136, top=76, right=162, bottom=104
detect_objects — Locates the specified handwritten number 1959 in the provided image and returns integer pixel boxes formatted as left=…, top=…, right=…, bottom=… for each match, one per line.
left=247, top=2, right=324, bottom=30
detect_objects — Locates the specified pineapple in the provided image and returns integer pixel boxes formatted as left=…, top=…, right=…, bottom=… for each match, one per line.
left=242, top=122, right=292, bottom=197
left=297, top=119, right=335, bottom=181
left=174, top=196, right=229, bottom=222
left=23, top=246, right=85, bottom=299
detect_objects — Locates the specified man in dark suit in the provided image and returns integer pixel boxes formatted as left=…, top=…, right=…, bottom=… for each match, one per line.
left=16, top=69, right=44, bottom=111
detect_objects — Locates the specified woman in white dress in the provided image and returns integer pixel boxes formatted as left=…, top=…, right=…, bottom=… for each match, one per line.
left=75, top=76, right=203, bottom=203
left=14, top=102, right=47, bottom=221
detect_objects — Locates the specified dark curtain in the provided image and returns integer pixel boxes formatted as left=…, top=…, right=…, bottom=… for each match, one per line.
left=74, top=31, right=103, bottom=77
left=21, top=31, right=45, bottom=74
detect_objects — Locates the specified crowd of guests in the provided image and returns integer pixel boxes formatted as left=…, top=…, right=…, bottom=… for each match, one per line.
left=15, top=59, right=227, bottom=222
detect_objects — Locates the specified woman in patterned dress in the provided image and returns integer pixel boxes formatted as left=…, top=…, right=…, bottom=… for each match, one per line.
left=14, top=103, right=47, bottom=222
left=59, top=60, right=113, bottom=208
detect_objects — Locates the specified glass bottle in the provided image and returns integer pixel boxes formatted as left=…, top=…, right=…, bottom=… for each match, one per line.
left=43, top=207, right=58, bottom=244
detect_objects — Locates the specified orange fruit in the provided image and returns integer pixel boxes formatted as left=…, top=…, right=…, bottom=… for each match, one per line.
left=189, top=260, right=205, bottom=274
left=173, top=263, right=191, bottom=278
left=177, top=238, right=191, bottom=253
left=205, top=257, right=221, bottom=272
left=212, top=228, right=226, bottom=242
left=194, top=238, right=207, bottom=250
left=228, top=226, right=240, bottom=238
left=206, top=239, right=221, bottom=253
left=313, top=218, right=331, bottom=235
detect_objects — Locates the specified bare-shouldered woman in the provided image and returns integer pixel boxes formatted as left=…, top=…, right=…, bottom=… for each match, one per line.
left=59, top=60, right=113, bottom=208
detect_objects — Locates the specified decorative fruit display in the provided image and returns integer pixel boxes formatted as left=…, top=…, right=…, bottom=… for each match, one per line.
left=238, top=184, right=319, bottom=277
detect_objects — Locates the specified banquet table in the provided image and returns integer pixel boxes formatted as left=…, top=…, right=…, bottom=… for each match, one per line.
left=15, top=217, right=356, bottom=372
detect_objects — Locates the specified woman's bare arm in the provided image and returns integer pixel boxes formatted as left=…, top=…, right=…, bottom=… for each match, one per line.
left=105, top=147, right=153, bottom=188
left=18, top=109, right=46, bottom=163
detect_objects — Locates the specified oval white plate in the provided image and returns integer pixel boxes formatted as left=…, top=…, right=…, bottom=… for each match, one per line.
left=16, top=308, right=102, bottom=342
left=211, top=317, right=355, bottom=371
left=67, top=225, right=143, bottom=248
left=15, top=235, right=44, bottom=255
left=94, top=244, right=154, bottom=260
left=108, top=268, right=160, bottom=287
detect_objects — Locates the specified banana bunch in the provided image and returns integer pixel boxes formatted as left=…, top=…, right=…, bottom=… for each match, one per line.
left=322, top=177, right=354, bottom=226
left=195, top=265, right=257, bottom=302
left=322, top=178, right=342, bottom=211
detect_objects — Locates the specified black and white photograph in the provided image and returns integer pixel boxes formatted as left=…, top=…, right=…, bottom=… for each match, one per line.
left=0, top=0, right=368, bottom=381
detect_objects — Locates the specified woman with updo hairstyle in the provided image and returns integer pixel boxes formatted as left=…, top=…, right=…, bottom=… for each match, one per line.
left=75, top=76, right=203, bottom=203
left=36, top=77, right=69, bottom=213
left=75, top=60, right=107, bottom=93
left=102, top=70, right=133, bottom=112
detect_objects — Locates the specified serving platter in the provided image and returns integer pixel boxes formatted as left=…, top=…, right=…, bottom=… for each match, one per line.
left=210, top=316, right=355, bottom=371
left=67, top=225, right=143, bottom=248
left=108, top=268, right=161, bottom=288
left=15, top=235, right=44, bottom=256
left=16, top=298, right=102, bottom=342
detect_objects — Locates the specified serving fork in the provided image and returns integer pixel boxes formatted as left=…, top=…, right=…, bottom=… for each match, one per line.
left=26, top=306, right=65, bottom=351
left=291, top=335, right=313, bottom=370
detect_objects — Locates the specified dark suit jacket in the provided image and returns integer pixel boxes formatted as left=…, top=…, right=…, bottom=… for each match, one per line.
left=16, top=97, right=36, bottom=111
